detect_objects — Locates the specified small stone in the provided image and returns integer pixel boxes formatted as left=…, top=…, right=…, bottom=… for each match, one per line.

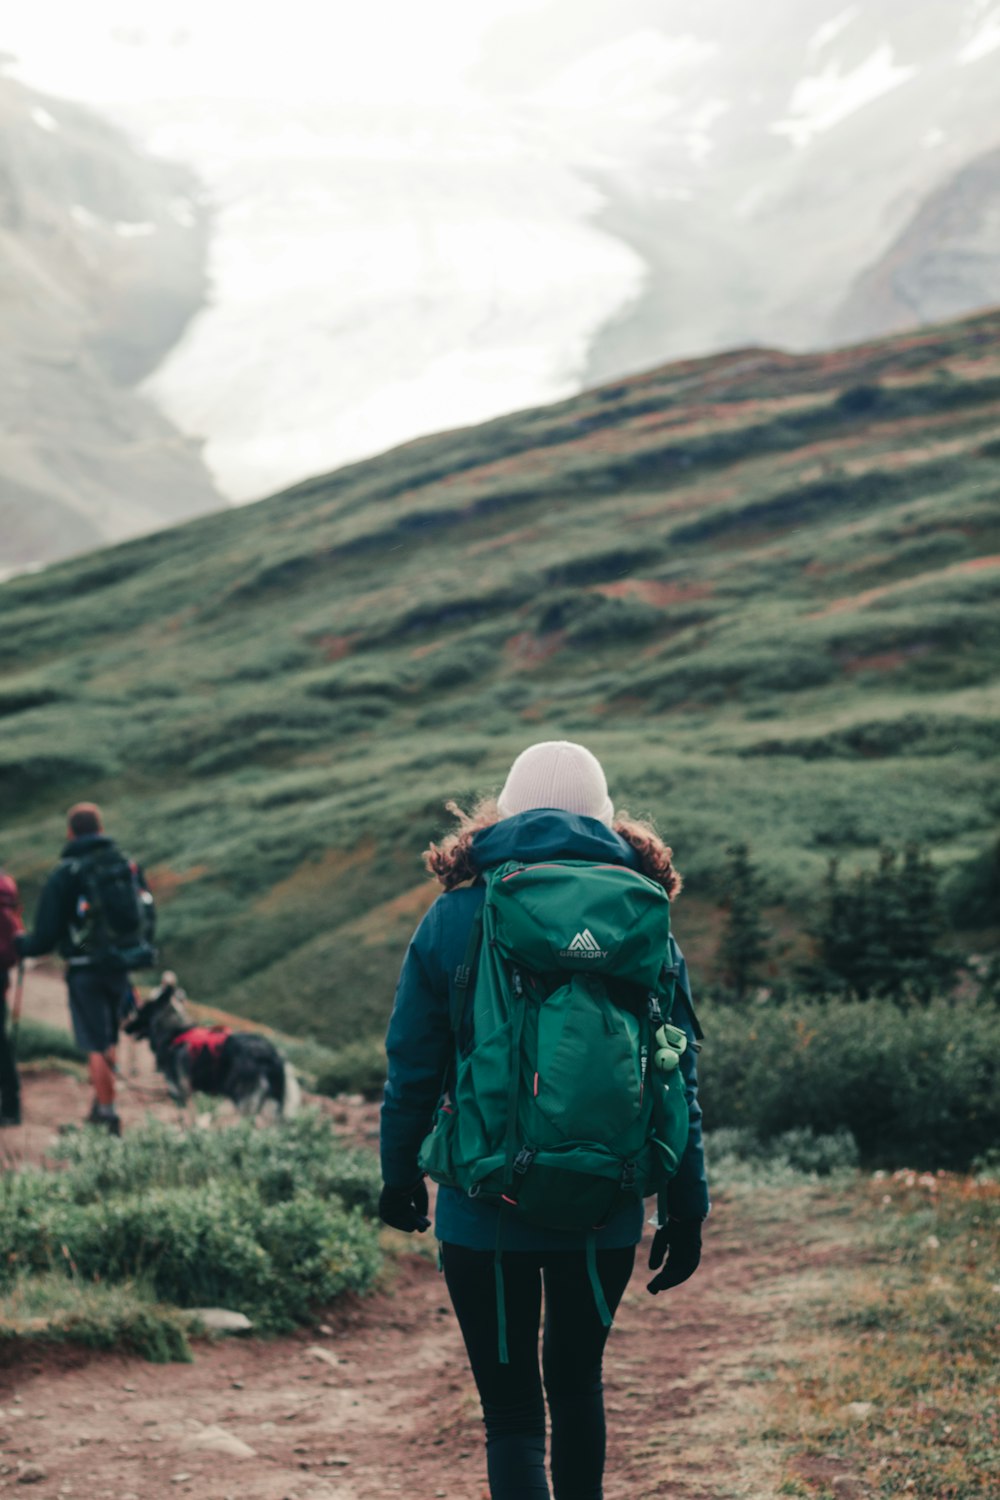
left=188, top=1309, right=253, bottom=1335
left=323, top=1457, right=351, bottom=1466
left=305, top=1345, right=341, bottom=1367
left=318, top=1324, right=334, bottom=1336
left=231, top=1381, right=244, bottom=1390
left=924, top=1234, right=940, bottom=1250
left=170, top=1475, right=192, bottom=1485
left=181, top=1426, right=256, bottom=1460
left=16, top=1466, right=47, bottom=1486
left=844, top=1401, right=874, bottom=1420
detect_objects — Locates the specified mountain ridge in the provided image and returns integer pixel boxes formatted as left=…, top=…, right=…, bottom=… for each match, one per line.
left=0, top=307, right=997, bottom=1044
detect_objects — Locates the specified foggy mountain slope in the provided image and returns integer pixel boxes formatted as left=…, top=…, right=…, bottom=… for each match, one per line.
left=833, top=146, right=1000, bottom=341
left=0, top=75, right=222, bottom=573
left=6, top=2, right=1000, bottom=512
left=574, top=0, right=1000, bottom=384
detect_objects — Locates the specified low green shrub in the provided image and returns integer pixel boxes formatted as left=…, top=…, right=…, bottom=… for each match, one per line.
left=9, top=1018, right=85, bottom=1064
left=313, top=1036, right=388, bottom=1100
left=0, top=1113, right=382, bottom=1335
left=0, top=1276, right=192, bottom=1363
left=46, top=1111, right=381, bottom=1213
left=698, top=997, right=997, bottom=1169
left=706, top=1125, right=860, bottom=1186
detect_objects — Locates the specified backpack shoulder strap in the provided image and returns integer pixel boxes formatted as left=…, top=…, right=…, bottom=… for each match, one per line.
left=450, top=901, right=484, bottom=1034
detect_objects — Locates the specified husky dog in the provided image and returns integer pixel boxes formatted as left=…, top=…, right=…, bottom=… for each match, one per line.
left=124, top=971, right=300, bottom=1119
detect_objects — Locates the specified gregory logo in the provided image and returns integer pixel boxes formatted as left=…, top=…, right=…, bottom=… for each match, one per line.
left=560, top=928, right=608, bottom=960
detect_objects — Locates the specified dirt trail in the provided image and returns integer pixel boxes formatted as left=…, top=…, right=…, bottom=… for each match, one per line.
left=1, top=974, right=840, bottom=1499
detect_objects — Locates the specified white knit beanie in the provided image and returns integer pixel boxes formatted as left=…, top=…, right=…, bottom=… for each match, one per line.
left=497, top=741, right=614, bottom=827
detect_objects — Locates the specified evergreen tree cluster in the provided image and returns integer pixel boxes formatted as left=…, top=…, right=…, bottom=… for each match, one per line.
left=714, top=842, right=969, bottom=1006
left=806, top=845, right=960, bottom=1004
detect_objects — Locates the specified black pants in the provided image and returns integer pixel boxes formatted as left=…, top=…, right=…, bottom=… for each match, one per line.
left=0, top=969, right=20, bottom=1121
left=442, top=1242, right=635, bottom=1500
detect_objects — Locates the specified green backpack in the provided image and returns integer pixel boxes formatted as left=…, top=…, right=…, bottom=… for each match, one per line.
left=419, top=858, right=693, bottom=1346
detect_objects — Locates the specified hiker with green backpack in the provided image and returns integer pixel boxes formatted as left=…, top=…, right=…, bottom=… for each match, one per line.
left=15, top=802, right=156, bottom=1136
left=380, top=741, right=708, bottom=1500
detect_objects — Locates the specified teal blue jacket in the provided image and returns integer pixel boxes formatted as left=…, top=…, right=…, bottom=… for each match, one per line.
left=380, top=810, right=710, bottom=1250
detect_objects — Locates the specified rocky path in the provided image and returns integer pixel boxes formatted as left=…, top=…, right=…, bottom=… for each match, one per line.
left=0, top=973, right=845, bottom=1499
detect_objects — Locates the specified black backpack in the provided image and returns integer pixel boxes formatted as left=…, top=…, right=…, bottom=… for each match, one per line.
left=69, top=844, right=156, bottom=970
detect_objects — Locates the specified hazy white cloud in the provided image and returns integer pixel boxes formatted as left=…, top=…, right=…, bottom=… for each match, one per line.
left=806, top=6, right=860, bottom=57
left=5, top=1, right=546, bottom=107
left=772, top=43, right=916, bottom=147
left=958, top=7, right=1000, bottom=63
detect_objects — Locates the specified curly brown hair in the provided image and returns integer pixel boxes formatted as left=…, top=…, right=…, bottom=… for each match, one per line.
left=423, top=799, right=682, bottom=899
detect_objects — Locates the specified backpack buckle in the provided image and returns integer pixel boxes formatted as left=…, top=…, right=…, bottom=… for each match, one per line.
left=620, top=1161, right=637, bottom=1189
left=512, top=1147, right=536, bottom=1177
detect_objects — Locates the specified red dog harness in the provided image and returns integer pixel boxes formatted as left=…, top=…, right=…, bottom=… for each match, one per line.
left=171, top=1026, right=231, bottom=1059
left=171, top=1026, right=232, bottom=1090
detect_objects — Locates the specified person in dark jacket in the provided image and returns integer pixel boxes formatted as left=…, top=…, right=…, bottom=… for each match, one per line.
left=15, top=803, right=152, bottom=1136
left=380, top=741, right=709, bottom=1500
left=0, top=866, right=24, bottom=1125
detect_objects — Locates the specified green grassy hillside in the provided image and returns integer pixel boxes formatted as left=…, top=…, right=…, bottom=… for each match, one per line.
left=2, top=311, right=998, bottom=1043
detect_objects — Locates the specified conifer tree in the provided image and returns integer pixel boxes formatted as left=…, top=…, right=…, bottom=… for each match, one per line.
left=718, top=842, right=770, bottom=1001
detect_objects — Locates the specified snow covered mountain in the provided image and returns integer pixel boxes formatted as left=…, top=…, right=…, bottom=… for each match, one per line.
left=833, top=146, right=1000, bottom=340
left=5, top=2, right=1000, bottom=510
left=0, top=74, right=221, bottom=571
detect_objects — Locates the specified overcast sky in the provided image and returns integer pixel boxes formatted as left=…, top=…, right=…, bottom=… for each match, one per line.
left=4, top=3, right=546, bottom=106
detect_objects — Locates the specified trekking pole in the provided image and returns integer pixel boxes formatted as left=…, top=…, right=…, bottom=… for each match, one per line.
left=10, top=961, right=25, bottom=1058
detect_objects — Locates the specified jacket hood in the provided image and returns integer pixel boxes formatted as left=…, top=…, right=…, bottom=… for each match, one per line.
left=60, top=833, right=115, bottom=860
left=471, top=809, right=639, bottom=872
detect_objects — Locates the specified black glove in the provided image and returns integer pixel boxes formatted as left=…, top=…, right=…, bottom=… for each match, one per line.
left=378, top=1177, right=430, bottom=1233
left=647, top=1216, right=702, bottom=1294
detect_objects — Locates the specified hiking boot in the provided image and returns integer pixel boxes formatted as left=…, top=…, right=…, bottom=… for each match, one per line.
left=86, top=1102, right=122, bottom=1137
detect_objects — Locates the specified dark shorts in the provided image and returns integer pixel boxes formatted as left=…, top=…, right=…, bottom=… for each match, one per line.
left=66, top=968, right=132, bottom=1055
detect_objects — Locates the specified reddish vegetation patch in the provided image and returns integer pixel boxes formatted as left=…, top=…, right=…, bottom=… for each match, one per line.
left=790, top=1452, right=865, bottom=1499
left=811, top=553, right=1000, bottom=618
left=839, top=642, right=933, bottom=675
left=409, top=638, right=448, bottom=660
left=504, top=630, right=566, bottom=669
left=343, top=883, right=439, bottom=946
left=593, top=578, right=714, bottom=608
left=147, top=864, right=210, bottom=901
left=253, top=842, right=377, bottom=915
left=624, top=485, right=737, bottom=524
left=464, top=526, right=542, bottom=557
left=314, top=633, right=354, bottom=661
left=841, top=651, right=910, bottom=675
